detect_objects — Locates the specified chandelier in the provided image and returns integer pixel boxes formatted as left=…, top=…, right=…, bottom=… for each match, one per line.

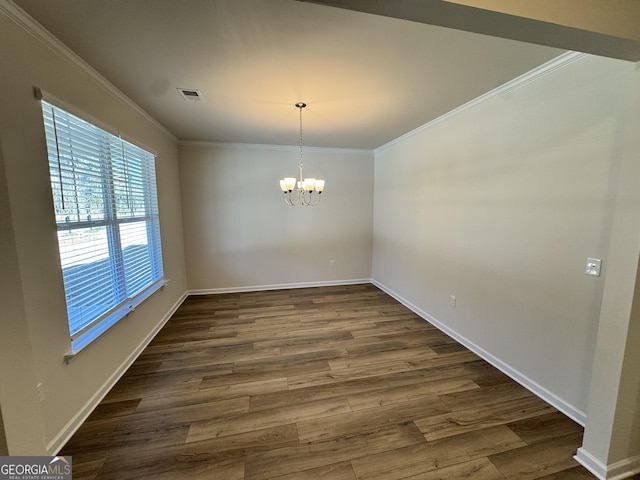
left=279, top=102, right=325, bottom=206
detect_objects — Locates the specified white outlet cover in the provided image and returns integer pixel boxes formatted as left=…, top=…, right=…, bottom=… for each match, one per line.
left=586, top=258, right=602, bottom=277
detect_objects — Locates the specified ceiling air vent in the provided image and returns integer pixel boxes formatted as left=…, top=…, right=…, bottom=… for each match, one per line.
left=177, top=88, right=205, bottom=102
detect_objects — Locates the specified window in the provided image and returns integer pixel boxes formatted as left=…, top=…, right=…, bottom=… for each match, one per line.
left=41, top=101, right=164, bottom=353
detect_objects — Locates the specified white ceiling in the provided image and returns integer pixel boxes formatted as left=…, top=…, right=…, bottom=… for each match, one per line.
left=13, top=0, right=564, bottom=150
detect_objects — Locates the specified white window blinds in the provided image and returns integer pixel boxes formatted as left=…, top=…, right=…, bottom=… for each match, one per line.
left=41, top=101, right=164, bottom=352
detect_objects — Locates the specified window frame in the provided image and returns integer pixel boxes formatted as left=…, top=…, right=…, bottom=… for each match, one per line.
left=39, top=95, right=165, bottom=356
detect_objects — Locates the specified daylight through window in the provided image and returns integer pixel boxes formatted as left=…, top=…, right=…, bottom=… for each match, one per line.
left=41, top=101, right=164, bottom=352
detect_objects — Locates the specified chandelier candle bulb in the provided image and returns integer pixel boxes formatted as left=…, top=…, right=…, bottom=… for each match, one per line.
left=279, top=102, right=325, bottom=206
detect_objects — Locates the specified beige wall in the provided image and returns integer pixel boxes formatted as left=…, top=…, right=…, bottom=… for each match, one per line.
left=0, top=404, right=7, bottom=456
left=0, top=9, right=187, bottom=454
left=179, top=143, right=374, bottom=291
left=0, top=130, right=46, bottom=453
left=372, top=54, right=637, bottom=420
left=447, top=0, right=640, bottom=42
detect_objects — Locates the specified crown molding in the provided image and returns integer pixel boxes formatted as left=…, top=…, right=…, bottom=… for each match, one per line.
left=0, top=0, right=177, bottom=143
left=375, top=51, right=587, bottom=154
left=179, top=140, right=372, bottom=156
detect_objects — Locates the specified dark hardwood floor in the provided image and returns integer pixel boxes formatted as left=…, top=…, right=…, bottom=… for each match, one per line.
left=61, top=284, right=596, bottom=479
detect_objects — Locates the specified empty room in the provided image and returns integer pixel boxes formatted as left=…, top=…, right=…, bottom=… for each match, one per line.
left=1, top=1, right=639, bottom=479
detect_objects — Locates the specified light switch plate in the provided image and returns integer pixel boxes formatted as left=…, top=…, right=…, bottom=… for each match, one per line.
left=586, top=258, right=602, bottom=277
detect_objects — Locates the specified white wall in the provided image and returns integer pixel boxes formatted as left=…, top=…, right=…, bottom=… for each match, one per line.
left=372, top=54, right=638, bottom=420
left=180, top=143, right=374, bottom=291
left=577, top=59, right=640, bottom=476
left=0, top=7, right=188, bottom=454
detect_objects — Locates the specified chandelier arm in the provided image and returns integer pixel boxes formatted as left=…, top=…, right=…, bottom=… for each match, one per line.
left=284, top=191, right=300, bottom=206
left=303, top=191, right=320, bottom=207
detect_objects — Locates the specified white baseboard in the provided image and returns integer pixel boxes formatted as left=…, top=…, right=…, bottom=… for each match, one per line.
left=371, top=279, right=586, bottom=426
left=575, top=448, right=608, bottom=479
left=47, top=290, right=189, bottom=455
left=575, top=448, right=640, bottom=480
left=189, top=278, right=372, bottom=295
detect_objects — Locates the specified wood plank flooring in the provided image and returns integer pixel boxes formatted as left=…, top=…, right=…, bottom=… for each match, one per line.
left=60, top=284, right=596, bottom=479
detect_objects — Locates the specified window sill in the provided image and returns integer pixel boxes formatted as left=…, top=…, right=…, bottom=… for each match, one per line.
left=64, top=278, right=168, bottom=363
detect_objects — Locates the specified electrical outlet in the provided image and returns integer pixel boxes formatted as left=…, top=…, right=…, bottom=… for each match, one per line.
left=329, top=259, right=335, bottom=268
left=586, top=258, right=602, bottom=277
left=450, top=295, right=456, bottom=308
